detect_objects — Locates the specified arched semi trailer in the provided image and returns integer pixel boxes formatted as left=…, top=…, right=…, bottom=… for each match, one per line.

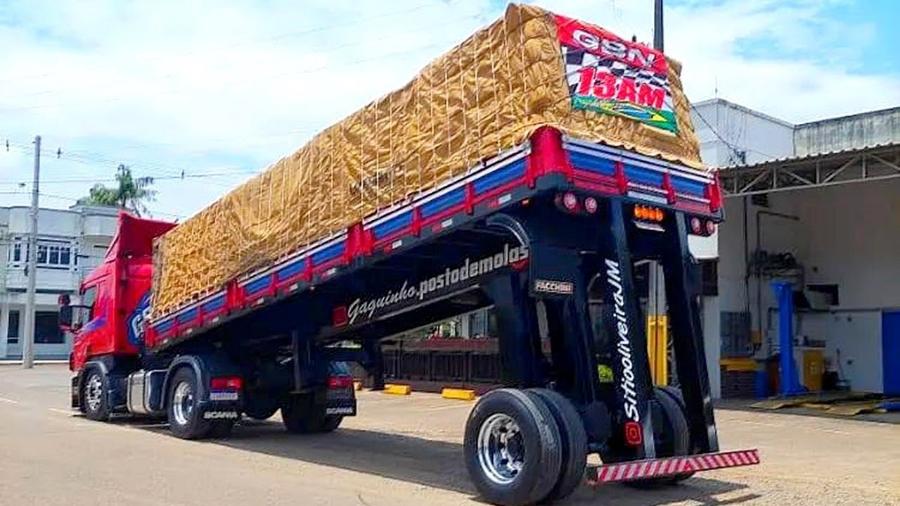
left=62, top=128, right=758, bottom=505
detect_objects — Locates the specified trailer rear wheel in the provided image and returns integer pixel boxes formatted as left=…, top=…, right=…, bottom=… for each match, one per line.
left=657, top=386, right=696, bottom=483
left=82, top=369, right=110, bottom=422
left=464, top=389, right=562, bottom=506
left=623, top=387, right=690, bottom=488
left=526, top=388, right=588, bottom=503
left=167, top=367, right=212, bottom=439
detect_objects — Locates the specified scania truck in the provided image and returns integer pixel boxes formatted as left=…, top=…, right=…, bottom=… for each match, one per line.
left=61, top=5, right=758, bottom=505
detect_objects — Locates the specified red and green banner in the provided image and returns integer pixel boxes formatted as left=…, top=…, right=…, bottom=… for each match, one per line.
left=556, top=14, right=678, bottom=133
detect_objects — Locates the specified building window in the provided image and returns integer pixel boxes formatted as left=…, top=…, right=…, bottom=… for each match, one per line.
left=6, top=311, right=20, bottom=344
left=11, top=242, right=22, bottom=262
left=34, top=311, right=64, bottom=344
left=34, top=242, right=73, bottom=267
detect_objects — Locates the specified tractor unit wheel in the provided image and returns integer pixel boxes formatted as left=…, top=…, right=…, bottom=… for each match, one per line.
left=243, top=392, right=280, bottom=421
left=280, top=394, right=340, bottom=434
left=82, top=369, right=111, bottom=422
left=526, top=388, right=588, bottom=503
left=167, top=367, right=213, bottom=440
left=463, top=388, right=563, bottom=506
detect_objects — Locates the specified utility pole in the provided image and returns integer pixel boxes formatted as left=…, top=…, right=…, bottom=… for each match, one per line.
left=653, top=0, right=664, bottom=51
left=22, top=135, right=40, bottom=369
left=647, top=0, right=667, bottom=384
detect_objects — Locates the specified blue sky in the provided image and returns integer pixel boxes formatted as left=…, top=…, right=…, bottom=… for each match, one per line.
left=1, top=0, right=898, bottom=219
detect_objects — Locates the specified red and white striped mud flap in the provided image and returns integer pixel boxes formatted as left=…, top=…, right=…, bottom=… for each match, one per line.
left=587, top=449, right=760, bottom=486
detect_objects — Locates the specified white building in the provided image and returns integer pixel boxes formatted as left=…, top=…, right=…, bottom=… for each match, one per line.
left=0, top=205, right=118, bottom=359
left=692, top=99, right=900, bottom=397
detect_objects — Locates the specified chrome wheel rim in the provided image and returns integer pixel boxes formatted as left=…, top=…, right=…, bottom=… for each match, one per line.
left=172, top=381, right=194, bottom=426
left=85, top=374, right=102, bottom=412
left=477, top=413, right=525, bottom=485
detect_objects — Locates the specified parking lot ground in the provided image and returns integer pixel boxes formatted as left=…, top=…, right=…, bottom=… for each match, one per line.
left=2, top=364, right=899, bottom=505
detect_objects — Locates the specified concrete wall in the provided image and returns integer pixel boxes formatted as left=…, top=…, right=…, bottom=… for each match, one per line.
left=718, top=178, right=900, bottom=392
left=795, top=107, right=900, bottom=157
left=692, top=99, right=795, bottom=168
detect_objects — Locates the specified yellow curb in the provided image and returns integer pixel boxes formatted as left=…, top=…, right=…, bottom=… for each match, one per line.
left=441, top=388, right=476, bottom=401
left=383, top=384, right=411, bottom=395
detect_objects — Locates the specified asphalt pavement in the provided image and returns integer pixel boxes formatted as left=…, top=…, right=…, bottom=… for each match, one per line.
left=1, top=364, right=898, bottom=505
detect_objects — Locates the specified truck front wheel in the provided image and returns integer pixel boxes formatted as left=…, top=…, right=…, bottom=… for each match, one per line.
left=82, top=369, right=110, bottom=422
left=167, top=368, right=212, bottom=439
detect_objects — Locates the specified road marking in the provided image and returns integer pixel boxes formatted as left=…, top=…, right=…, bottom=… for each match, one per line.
left=0, top=397, right=20, bottom=404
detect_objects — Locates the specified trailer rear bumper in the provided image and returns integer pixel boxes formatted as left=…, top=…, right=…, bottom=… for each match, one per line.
left=587, top=449, right=760, bottom=485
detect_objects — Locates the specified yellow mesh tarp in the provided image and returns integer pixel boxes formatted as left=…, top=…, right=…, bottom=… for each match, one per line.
left=152, top=4, right=702, bottom=317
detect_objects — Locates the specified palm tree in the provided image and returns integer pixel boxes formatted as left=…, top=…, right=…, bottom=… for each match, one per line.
left=78, top=164, right=157, bottom=216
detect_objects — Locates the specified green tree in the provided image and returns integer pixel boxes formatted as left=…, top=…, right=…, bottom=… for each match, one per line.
left=78, top=164, right=157, bottom=216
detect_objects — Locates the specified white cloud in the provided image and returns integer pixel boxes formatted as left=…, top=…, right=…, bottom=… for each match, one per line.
left=1, top=0, right=897, bottom=217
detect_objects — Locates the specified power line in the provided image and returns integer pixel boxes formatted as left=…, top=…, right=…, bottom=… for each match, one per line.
left=0, top=169, right=260, bottom=186
left=0, top=190, right=186, bottom=220
left=0, top=2, right=449, bottom=87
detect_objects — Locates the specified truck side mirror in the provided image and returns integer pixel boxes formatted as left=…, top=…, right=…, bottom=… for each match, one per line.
left=58, top=305, right=73, bottom=330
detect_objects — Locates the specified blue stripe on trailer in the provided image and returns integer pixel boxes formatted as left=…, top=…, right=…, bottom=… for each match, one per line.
left=154, top=318, right=174, bottom=333
left=671, top=176, right=706, bottom=196
left=244, top=274, right=272, bottom=295
left=176, top=308, right=199, bottom=325
left=312, top=242, right=344, bottom=264
left=472, top=159, right=526, bottom=194
left=202, top=294, right=226, bottom=312
left=568, top=151, right=616, bottom=176
left=372, top=211, right=412, bottom=239
left=625, top=163, right=664, bottom=186
left=276, top=257, right=306, bottom=280
left=420, top=188, right=465, bottom=218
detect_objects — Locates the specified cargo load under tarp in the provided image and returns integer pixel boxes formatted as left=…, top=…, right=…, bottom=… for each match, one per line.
left=151, top=3, right=703, bottom=318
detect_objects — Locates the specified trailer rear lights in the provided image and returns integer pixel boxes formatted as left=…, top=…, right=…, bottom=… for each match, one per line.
left=634, top=205, right=663, bottom=222
left=584, top=196, right=598, bottom=214
left=562, top=192, right=579, bottom=211
left=690, top=216, right=702, bottom=234
left=327, top=376, right=354, bottom=389
left=210, top=376, right=243, bottom=391
left=624, top=421, right=643, bottom=446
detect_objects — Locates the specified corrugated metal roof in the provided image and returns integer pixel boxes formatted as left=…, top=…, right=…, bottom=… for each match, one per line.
left=718, top=141, right=900, bottom=172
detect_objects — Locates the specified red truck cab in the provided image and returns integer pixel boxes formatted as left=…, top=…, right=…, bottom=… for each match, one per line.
left=65, top=212, right=175, bottom=372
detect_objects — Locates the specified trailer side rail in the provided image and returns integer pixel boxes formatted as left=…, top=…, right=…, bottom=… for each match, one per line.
left=146, top=128, right=721, bottom=350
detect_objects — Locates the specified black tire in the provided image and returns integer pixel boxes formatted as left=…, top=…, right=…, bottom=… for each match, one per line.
left=82, top=369, right=110, bottom=422
left=320, top=415, right=343, bottom=432
left=281, top=394, right=338, bottom=434
left=208, top=421, right=235, bottom=438
left=657, top=386, right=695, bottom=483
left=526, top=389, right=587, bottom=503
left=167, top=367, right=212, bottom=440
left=243, top=392, right=280, bottom=420
left=625, top=388, right=690, bottom=489
left=464, top=388, right=563, bottom=506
